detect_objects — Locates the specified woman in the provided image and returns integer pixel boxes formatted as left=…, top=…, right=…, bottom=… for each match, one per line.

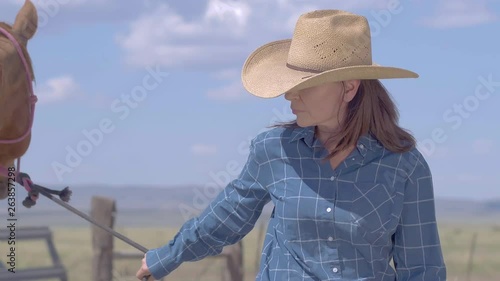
left=137, top=10, right=446, bottom=281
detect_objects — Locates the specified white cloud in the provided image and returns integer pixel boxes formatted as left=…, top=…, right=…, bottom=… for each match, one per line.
left=421, top=0, right=497, bottom=29
left=115, top=3, right=251, bottom=70
left=116, top=0, right=402, bottom=101
left=191, top=144, right=217, bottom=156
left=204, top=0, right=251, bottom=28
left=472, top=138, right=494, bottom=155
left=116, top=0, right=404, bottom=71
left=36, top=75, right=80, bottom=104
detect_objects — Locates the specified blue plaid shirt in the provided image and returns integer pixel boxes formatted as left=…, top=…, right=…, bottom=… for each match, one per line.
left=146, top=126, right=447, bottom=280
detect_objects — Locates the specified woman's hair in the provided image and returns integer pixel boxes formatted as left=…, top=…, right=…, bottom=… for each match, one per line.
left=270, top=79, right=416, bottom=160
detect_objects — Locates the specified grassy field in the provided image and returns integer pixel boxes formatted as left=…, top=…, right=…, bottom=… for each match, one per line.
left=1, top=222, right=500, bottom=281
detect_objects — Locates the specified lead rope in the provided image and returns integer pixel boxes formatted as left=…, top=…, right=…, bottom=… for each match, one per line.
left=0, top=26, right=151, bottom=281
left=19, top=173, right=151, bottom=281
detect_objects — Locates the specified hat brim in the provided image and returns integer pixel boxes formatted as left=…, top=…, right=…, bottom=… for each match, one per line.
left=241, top=39, right=419, bottom=98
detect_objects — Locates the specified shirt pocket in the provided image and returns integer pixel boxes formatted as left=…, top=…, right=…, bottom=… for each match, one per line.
left=346, top=182, right=403, bottom=246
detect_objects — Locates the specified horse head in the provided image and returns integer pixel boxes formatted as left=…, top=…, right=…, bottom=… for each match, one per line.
left=0, top=0, right=38, bottom=199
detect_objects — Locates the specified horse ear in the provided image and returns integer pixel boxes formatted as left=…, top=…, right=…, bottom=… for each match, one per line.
left=13, top=0, right=38, bottom=46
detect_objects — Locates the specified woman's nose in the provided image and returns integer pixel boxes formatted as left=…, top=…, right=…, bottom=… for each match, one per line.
left=285, top=91, right=299, bottom=100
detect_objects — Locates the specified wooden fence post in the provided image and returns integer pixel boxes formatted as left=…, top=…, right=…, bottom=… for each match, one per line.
left=91, top=196, right=116, bottom=281
left=466, top=232, right=478, bottom=281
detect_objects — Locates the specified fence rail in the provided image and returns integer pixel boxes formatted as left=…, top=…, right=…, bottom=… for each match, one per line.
left=91, top=195, right=244, bottom=281
left=0, top=226, right=67, bottom=281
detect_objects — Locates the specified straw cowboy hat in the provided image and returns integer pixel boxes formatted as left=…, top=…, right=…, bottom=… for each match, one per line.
left=241, top=9, right=418, bottom=98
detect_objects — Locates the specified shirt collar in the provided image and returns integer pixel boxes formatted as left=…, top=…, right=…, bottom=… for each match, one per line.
left=288, top=126, right=382, bottom=156
left=289, top=125, right=316, bottom=146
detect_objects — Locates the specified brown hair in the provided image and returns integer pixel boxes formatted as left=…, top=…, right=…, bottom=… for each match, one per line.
left=270, top=79, right=416, bottom=160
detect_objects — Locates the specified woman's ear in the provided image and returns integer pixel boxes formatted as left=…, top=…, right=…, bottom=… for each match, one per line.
left=13, top=0, right=38, bottom=46
left=342, top=80, right=361, bottom=102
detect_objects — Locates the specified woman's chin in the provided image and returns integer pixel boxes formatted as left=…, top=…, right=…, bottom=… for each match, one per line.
left=296, top=119, right=312, bottom=128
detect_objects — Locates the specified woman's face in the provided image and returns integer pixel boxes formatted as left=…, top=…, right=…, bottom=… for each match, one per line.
left=284, top=80, right=360, bottom=132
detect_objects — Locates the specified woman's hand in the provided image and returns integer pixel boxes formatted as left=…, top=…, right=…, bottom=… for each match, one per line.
left=136, top=254, right=153, bottom=280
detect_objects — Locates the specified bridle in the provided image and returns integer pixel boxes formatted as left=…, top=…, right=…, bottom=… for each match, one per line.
left=0, top=27, right=151, bottom=280
left=0, top=26, right=38, bottom=195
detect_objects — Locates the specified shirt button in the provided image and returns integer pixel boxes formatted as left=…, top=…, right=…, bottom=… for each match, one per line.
left=326, top=207, right=332, bottom=212
left=330, top=176, right=335, bottom=181
left=332, top=267, right=339, bottom=273
left=328, top=236, right=333, bottom=241
left=358, top=144, right=364, bottom=149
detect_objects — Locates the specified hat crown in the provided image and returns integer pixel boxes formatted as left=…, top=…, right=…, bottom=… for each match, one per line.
left=287, top=10, right=373, bottom=72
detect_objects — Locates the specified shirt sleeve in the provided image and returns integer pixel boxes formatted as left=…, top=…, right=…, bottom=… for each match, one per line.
left=145, top=137, right=271, bottom=280
left=393, top=151, right=447, bottom=280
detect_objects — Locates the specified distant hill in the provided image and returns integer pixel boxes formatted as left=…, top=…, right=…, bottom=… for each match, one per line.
left=1, top=184, right=498, bottom=227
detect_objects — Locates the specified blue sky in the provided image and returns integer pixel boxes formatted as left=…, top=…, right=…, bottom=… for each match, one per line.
left=1, top=0, right=499, bottom=200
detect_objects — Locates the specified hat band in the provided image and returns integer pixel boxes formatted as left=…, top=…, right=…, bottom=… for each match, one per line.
left=286, top=63, right=323, bottom=74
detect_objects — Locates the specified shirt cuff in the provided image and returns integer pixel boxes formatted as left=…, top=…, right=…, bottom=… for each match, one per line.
left=146, top=246, right=176, bottom=280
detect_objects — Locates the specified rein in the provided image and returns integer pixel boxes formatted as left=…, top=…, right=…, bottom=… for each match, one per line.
left=0, top=26, right=151, bottom=280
